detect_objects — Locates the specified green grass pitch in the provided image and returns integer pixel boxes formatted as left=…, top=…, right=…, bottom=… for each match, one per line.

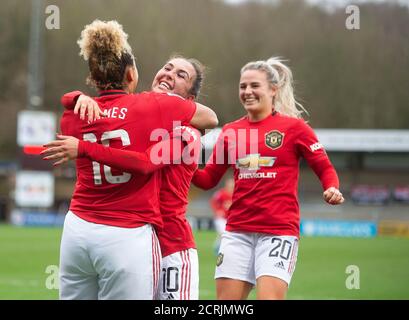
left=0, top=225, right=408, bottom=299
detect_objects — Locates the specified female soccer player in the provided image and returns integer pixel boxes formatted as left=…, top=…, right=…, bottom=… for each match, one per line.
left=43, top=55, right=212, bottom=300
left=192, top=57, right=344, bottom=300
left=55, top=20, right=217, bottom=300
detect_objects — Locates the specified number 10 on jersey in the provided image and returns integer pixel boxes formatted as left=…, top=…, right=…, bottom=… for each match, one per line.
left=83, top=130, right=132, bottom=185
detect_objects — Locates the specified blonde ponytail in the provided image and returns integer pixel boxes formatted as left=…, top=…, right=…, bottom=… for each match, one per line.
left=241, top=57, right=308, bottom=119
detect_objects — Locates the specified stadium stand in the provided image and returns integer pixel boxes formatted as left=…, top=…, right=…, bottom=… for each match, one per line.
left=393, top=186, right=409, bottom=203
left=350, top=185, right=390, bottom=205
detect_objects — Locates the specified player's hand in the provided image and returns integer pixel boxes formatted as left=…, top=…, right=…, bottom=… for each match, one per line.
left=323, top=187, right=345, bottom=205
left=74, top=94, right=104, bottom=122
left=41, top=135, right=80, bottom=166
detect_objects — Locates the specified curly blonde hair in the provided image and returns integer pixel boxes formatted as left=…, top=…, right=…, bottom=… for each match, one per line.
left=77, top=20, right=135, bottom=90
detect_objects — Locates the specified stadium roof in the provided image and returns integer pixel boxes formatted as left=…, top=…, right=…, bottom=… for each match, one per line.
left=316, top=129, right=409, bottom=152
left=201, top=129, right=409, bottom=152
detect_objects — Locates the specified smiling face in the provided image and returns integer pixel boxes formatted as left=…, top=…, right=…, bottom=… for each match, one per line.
left=151, top=58, right=196, bottom=99
left=239, top=69, right=277, bottom=120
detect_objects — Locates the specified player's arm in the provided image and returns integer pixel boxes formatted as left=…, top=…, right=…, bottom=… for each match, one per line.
left=61, top=91, right=104, bottom=122
left=193, top=164, right=228, bottom=190
left=60, top=91, right=82, bottom=109
left=38, top=111, right=80, bottom=160
left=42, top=135, right=184, bottom=173
left=59, top=110, right=77, bottom=137
left=192, top=130, right=229, bottom=190
left=63, top=91, right=218, bottom=128
left=296, top=122, right=344, bottom=205
left=157, top=93, right=218, bottom=131
left=42, top=128, right=198, bottom=174
left=190, top=102, right=218, bottom=130
left=308, top=157, right=343, bottom=204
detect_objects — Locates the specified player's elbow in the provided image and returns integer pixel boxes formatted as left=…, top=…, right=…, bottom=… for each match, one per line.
left=191, top=104, right=219, bottom=130
left=197, top=110, right=218, bottom=130
left=206, top=110, right=219, bottom=129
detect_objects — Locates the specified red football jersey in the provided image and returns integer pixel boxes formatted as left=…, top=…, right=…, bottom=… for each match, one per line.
left=73, top=123, right=201, bottom=257
left=193, top=112, right=339, bottom=237
left=158, top=126, right=201, bottom=257
left=60, top=90, right=196, bottom=229
left=210, top=189, right=232, bottom=219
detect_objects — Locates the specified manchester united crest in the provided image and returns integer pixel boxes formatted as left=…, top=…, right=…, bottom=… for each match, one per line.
left=216, top=253, right=224, bottom=267
left=265, top=130, right=284, bottom=150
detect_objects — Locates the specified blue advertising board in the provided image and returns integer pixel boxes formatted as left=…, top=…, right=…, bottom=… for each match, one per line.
left=11, top=210, right=65, bottom=227
left=300, top=219, right=377, bottom=238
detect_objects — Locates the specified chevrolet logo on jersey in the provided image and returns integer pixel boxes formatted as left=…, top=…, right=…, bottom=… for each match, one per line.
left=265, top=130, right=284, bottom=150
left=236, top=154, right=276, bottom=171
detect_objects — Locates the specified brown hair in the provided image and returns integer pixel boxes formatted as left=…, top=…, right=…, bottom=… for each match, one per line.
left=169, top=54, right=205, bottom=98
left=77, top=20, right=135, bottom=90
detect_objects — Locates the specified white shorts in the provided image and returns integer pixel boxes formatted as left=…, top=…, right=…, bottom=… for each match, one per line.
left=158, top=248, right=199, bottom=300
left=214, top=217, right=227, bottom=235
left=215, top=231, right=299, bottom=286
left=59, top=211, right=162, bottom=300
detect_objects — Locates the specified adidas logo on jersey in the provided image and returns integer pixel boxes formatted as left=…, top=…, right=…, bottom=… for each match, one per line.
left=274, top=261, right=285, bottom=270
left=166, top=293, right=175, bottom=300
